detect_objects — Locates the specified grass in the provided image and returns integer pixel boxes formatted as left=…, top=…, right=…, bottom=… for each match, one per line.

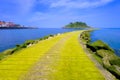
left=0, top=31, right=105, bottom=80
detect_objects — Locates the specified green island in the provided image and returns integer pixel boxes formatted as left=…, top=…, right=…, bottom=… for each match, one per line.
left=63, top=22, right=90, bottom=28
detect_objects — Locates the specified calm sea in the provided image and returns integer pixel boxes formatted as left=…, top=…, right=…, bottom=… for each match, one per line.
left=1, top=28, right=120, bottom=56
left=0, top=28, right=79, bottom=52
left=91, top=28, right=120, bottom=56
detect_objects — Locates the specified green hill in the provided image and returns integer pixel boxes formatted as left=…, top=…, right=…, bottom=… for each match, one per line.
left=64, top=22, right=90, bottom=28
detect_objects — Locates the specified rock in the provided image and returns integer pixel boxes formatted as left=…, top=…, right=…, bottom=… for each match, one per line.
left=87, top=40, right=114, bottom=52
left=96, top=49, right=115, bottom=58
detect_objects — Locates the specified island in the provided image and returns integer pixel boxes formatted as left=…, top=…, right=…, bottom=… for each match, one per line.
left=63, top=22, right=90, bottom=28
left=0, top=21, right=36, bottom=29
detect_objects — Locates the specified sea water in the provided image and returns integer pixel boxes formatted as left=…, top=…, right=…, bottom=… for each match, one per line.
left=0, top=28, right=79, bottom=52
left=91, top=28, right=120, bottom=56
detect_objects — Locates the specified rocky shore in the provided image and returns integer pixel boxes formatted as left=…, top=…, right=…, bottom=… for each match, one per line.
left=80, top=30, right=120, bottom=79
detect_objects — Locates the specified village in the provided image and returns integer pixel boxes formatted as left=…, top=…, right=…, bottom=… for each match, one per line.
left=0, top=21, right=21, bottom=27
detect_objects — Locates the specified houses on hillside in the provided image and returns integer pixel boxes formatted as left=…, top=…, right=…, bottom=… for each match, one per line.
left=0, top=21, right=21, bottom=27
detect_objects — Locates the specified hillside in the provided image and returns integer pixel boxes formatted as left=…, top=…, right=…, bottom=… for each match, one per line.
left=64, top=22, right=90, bottom=28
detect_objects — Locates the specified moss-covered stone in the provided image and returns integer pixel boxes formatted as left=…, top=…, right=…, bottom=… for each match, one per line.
left=96, top=49, right=115, bottom=58
left=2, top=49, right=14, bottom=55
left=87, top=40, right=114, bottom=52
left=80, top=31, right=91, bottom=44
left=109, top=58, right=120, bottom=67
left=81, top=31, right=120, bottom=79
left=86, top=43, right=96, bottom=52
left=107, top=66, right=120, bottom=79
left=103, top=57, right=111, bottom=67
left=25, top=40, right=36, bottom=45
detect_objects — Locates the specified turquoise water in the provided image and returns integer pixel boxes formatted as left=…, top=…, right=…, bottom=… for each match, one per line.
left=0, top=28, right=79, bottom=52
left=91, top=28, right=120, bottom=56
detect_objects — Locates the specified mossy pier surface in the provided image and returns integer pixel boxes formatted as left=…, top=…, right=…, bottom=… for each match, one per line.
left=0, top=31, right=104, bottom=80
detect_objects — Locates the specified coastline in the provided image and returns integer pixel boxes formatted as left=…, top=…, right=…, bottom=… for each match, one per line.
left=0, top=29, right=118, bottom=79
left=79, top=30, right=116, bottom=80
left=0, top=27, right=37, bottom=29
left=0, top=34, right=55, bottom=60
left=0, top=30, right=105, bottom=80
left=0, top=30, right=106, bottom=80
left=0, top=28, right=79, bottom=52
left=80, top=30, right=120, bottom=79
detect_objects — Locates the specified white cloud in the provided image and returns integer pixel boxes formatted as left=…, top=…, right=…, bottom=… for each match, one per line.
left=27, top=11, right=81, bottom=27
left=16, top=0, right=36, bottom=14
left=39, top=0, right=114, bottom=9
left=28, top=12, right=51, bottom=22
left=3, top=0, right=36, bottom=15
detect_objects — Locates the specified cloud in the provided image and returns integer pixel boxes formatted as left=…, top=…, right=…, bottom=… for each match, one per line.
left=39, top=0, right=114, bottom=9
left=16, top=0, right=36, bottom=14
left=0, top=0, right=36, bottom=15
left=27, top=0, right=115, bottom=27
left=27, top=11, right=85, bottom=27
left=0, top=0, right=116, bottom=28
left=28, top=11, right=78, bottom=22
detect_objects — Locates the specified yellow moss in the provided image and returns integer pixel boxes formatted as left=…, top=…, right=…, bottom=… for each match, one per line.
left=50, top=31, right=105, bottom=80
left=0, top=33, right=69, bottom=80
left=0, top=31, right=105, bottom=80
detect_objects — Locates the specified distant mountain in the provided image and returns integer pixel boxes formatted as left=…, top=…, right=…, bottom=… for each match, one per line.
left=63, top=22, right=91, bottom=28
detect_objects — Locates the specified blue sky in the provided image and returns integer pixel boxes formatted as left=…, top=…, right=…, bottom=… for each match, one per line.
left=0, top=0, right=120, bottom=28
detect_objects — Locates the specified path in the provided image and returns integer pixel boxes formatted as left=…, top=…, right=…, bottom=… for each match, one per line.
left=0, top=32, right=69, bottom=80
left=0, top=31, right=107, bottom=80
left=21, top=31, right=105, bottom=80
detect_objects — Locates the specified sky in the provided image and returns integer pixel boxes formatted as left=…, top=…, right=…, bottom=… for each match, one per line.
left=0, top=0, right=120, bottom=28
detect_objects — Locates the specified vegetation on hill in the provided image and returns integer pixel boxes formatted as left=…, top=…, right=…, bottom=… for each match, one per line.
left=64, top=22, right=90, bottom=28
left=80, top=31, right=120, bottom=79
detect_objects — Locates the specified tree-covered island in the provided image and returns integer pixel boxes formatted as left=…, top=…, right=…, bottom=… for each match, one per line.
left=63, top=22, right=91, bottom=28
